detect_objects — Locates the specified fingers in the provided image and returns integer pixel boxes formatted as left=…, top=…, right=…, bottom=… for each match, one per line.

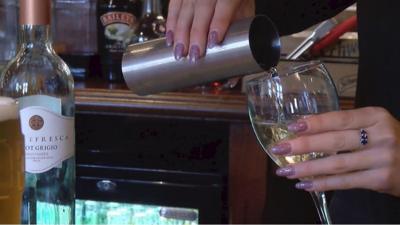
left=273, top=130, right=361, bottom=155
left=294, top=168, right=391, bottom=193
left=208, top=0, right=242, bottom=47
left=277, top=149, right=391, bottom=179
left=166, top=0, right=182, bottom=46
left=189, top=0, right=217, bottom=62
left=288, top=107, right=389, bottom=135
left=273, top=107, right=400, bottom=196
left=272, top=108, right=392, bottom=156
left=166, top=0, right=255, bottom=61
left=173, top=0, right=196, bottom=60
left=233, top=0, right=255, bottom=20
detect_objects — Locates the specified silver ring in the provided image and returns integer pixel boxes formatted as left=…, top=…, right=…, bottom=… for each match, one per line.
left=360, top=129, right=368, bottom=146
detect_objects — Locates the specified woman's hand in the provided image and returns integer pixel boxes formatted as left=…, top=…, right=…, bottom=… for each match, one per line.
left=271, top=107, right=400, bottom=197
left=166, top=0, right=255, bottom=62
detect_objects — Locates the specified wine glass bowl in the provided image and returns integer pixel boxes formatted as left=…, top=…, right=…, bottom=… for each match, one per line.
left=246, top=61, right=339, bottom=224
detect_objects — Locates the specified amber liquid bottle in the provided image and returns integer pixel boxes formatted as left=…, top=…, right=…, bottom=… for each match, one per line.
left=0, top=0, right=75, bottom=223
left=97, top=0, right=142, bottom=82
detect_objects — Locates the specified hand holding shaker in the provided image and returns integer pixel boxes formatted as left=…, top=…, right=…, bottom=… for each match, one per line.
left=122, top=15, right=281, bottom=96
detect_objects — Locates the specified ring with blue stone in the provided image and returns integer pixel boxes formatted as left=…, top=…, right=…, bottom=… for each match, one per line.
left=360, top=129, right=368, bottom=146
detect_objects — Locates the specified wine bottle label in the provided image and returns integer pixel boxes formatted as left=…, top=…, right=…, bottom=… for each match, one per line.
left=18, top=95, right=74, bottom=174
left=100, top=11, right=138, bottom=52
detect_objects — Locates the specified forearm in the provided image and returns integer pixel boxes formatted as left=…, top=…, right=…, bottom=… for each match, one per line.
left=256, top=0, right=356, bottom=36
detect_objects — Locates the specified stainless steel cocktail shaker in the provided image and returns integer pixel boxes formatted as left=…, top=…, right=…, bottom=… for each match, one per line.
left=122, top=15, right=281, bottom=95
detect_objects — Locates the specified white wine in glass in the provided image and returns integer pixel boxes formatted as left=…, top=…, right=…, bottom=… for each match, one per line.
left=247, top=62, right=339, bottom=225
left=251, top=120, right=326, bottom=167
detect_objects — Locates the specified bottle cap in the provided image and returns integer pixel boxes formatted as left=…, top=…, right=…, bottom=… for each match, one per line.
left=19, top=0, right=51, bottom=25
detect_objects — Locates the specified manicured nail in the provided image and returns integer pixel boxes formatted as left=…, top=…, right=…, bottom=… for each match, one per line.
left=288, top=120, right=308, bottom=133
left=189, top=45, right=200, bottom=63
left=208, top=31, right=218, bottom=49
left=276, top=166, right=295, bottom=177
left=271, top=142, right=291, bottom=155
left=174, top=43, right=184, bottom=61
left=296, top=181, right=313, bottom=190
left=166, top=30, right=174, bottom=47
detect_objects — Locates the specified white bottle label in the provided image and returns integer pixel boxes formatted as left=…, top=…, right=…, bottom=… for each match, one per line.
left=19, top=97, right=74, bottom=174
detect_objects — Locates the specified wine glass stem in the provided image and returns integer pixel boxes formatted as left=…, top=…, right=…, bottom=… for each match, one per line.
left=310, top=191, right=332, bottom=225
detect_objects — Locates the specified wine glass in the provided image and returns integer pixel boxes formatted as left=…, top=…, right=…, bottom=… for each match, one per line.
left=246, top=61, right=339, bottom=224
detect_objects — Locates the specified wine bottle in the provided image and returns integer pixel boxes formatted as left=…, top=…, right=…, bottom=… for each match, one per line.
left=136, top=0, right=166, bottom=43
left=0, top=0, right=75, bottom=224
left=97, top=0, right=142, bottom=82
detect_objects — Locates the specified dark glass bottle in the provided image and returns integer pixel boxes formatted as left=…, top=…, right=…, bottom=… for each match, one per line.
left=97, top=0, right=142, bottom=82
left=136, top=0, right=166, bottom=43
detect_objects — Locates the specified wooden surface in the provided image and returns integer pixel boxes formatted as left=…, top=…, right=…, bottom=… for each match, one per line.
left=229, top=123, right=268, bottom=223
left=75, top=79, right=355, bottom=120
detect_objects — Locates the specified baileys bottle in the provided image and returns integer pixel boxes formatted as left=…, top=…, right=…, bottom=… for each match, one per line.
left=97, top=0, right=142, bottom=82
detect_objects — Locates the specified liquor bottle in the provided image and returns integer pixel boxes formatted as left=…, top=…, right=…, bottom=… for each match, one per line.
left=136, top=0, right=166, bottom=43
left=0, top=0, right=75, bottom=224
left=97, top=0, right=142, bottom=82
left=52, top=0, right=98, bottom=80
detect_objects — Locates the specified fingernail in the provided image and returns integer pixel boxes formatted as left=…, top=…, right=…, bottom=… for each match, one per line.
left=288, top=120, right=308, bottom=133
left=189, top=45, right=200, bottom=63
left=166, top=30, right=174, bottom=47
left=208, top=31, right=218, bottom=49
left=296, top=181, right=313, bottom=190
left=276, top=166, right=295, bottom=177
left=271, top=142, right=291, bottom=155
left=174, top=43, right=184, bottom=61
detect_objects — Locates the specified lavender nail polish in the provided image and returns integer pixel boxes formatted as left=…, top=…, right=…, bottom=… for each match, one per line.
left=208, top=31, right=218, bottom=49
left=295, top=181, right=313, bottom=190
left=276, top=166, right=295, bottom=177
left=166, top=30, right=174, bottom=47
left=174, top=43, right=184, bottom=61
left=271, top=143, right=291, bottom=155
left=288, top=121, right=308, bottom=133
left=189, top=45, right=200, bottom=63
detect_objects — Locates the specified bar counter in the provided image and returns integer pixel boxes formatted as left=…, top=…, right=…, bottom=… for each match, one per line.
left=74, top=79, right=355, bottom=224
left=75, top=79, right=355, bottom=120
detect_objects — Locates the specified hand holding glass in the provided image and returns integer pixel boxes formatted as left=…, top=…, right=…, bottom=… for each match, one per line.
left=246, top=62, right=339, bottom=224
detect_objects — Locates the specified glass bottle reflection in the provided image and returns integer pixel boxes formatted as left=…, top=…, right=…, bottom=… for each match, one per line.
left=136, top=0, right=166, bottom=43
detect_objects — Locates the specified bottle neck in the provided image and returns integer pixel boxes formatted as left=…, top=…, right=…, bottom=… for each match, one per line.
left=143, top=0, right=162, bottom=16
left=19, top=24, right=52, bottom=49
